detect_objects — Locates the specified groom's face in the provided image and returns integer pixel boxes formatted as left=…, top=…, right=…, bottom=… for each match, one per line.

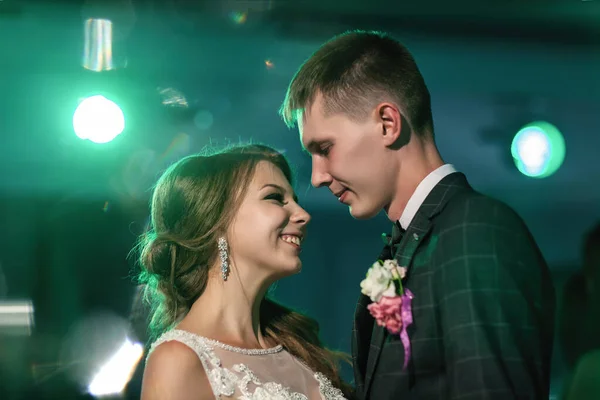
left=299, top=94, right=397, bottom=219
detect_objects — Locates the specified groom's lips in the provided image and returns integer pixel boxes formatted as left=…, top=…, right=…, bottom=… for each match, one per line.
left=334, top=189, right=349, bottom=203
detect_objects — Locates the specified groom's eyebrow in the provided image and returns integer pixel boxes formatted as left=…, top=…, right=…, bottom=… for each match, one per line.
left=303, top=140, right=318, bottom=155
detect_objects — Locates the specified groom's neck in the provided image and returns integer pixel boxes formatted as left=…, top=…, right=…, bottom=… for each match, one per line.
left=385, top=141, right=444, bottom=222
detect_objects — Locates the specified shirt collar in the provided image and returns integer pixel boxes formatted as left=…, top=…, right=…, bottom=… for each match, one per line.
left=399, top=164, right=458, bottom=230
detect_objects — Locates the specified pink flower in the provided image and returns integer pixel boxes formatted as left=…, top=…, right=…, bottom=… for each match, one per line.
left=384, top=317, right=403, bottom=334
left=367, top=295, right=404, bottom=334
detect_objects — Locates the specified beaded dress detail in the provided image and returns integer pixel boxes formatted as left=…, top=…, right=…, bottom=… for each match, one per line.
left=149, top=329, right=347, bottom=400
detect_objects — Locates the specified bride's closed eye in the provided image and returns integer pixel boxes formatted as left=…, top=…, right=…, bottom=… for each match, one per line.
left=265, top=192, right=287, bottom=205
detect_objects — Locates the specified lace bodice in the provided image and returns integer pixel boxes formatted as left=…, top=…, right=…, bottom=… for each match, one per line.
left=149, top=329, right=347, bottom=400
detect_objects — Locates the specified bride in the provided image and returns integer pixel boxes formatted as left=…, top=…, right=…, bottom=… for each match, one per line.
left=137, top=144, right=352, bottom=399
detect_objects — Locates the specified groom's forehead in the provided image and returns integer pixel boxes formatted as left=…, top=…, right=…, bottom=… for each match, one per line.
left=297, top=100, right=334, bottom=150
left=298, top=120, right=320, bottom=154
left=298, top=129, right=311, bottom=155
left=297, top=105, right=322, bottom=136
left=297, top=112, right=305, bottom=133
left=297, top=115, right=310, bottom=150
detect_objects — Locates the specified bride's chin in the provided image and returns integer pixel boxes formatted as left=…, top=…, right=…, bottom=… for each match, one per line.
left=275, top=263, right=302, bottom=279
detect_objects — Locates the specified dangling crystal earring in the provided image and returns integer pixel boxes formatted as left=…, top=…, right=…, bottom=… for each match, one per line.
left=218, top=237, right=229, bottom=281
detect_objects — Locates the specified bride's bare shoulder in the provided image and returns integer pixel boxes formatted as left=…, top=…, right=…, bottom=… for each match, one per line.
left=141, top=340, right=213, bottom=400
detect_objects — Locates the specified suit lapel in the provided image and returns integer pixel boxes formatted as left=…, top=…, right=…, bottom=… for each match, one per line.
left=362, top=173, right=470, bottom=395
left=363, top=219, right=431, bottom=394
left=363, top=321, right=387, bottom=394
left=353, top=236, right=396, bottom=396
left=352, top=293, right=373, bottom=395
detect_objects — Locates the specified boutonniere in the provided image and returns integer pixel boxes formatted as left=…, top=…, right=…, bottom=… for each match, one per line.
left=360, top=259, right=414, bottom=369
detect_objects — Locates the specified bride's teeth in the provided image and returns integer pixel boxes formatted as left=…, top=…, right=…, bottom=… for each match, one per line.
left=281, top=235, right=301, bottom=245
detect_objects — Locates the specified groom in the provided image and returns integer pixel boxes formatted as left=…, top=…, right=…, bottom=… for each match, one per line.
left=280, top=31, right=555, bottom=399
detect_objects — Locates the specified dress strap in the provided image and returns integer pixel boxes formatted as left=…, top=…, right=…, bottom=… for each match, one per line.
left=149, top=329, right=220, bottom=367
left=149, top=329, right=228, bottom=398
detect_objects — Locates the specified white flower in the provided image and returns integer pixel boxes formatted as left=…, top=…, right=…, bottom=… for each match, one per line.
left=382, top=259, right=399, bottom=270
left=397, top=266, right=407, bottom=279
left=382, top=259, right=407, bottom=280
left=360, top=262, right=396, bottom=302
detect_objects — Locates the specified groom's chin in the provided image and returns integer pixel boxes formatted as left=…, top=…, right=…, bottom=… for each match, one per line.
left=348, top=205, right=380, bottom=220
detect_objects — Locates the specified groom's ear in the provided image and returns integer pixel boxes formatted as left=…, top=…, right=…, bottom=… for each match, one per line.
left=377, top=103, right=402, bottom=147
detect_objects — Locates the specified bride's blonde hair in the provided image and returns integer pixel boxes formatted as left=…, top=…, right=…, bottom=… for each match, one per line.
left=136, top=144, right=353, bottom=397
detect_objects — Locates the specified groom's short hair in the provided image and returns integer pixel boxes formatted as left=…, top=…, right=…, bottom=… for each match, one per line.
left=279, top=30, right=434, bottom=138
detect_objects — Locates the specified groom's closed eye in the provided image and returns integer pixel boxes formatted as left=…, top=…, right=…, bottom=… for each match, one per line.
left=306, top=141, right=332, bottom=157
left=317, top=144, right=332, bottom=156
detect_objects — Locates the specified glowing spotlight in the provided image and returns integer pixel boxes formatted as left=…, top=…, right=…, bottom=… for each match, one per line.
left=73, top=95, right=125, bottom=144
left=230, top=11, right=247, bottom=24
left=87, top=338, right=144, bottom=397
left=511, top=121, right=565, bottom=178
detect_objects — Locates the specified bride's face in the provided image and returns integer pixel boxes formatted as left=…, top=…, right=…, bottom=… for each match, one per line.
left=227, top=161, right=310, bottom=282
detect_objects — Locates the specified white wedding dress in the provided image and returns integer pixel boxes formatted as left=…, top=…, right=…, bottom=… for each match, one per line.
left=149, top=329, right=348, bottom=400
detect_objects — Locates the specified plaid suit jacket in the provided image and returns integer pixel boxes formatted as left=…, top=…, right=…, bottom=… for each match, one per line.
left=352, top=173, right=555, bottom=399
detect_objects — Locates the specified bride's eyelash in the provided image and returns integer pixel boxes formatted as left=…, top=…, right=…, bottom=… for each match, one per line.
left=265, top=192, right=286, bottom=204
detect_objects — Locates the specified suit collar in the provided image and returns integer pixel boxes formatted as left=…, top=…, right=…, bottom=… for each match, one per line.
left=400, top=172, right=469, bottom=234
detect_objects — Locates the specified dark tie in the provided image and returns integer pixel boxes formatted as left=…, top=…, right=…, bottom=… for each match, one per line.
left=379, top=221, right=405, bottom=260
left=391, top=220, right=405, bottom=245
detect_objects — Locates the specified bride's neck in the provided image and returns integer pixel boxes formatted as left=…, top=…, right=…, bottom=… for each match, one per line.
left=178, top=273, right=272, bottom=349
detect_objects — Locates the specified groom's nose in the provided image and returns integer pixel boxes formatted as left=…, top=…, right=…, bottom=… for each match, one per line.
left=311, top=172, right=331, bottom=188
left=311, top=160, right=332, bottom=188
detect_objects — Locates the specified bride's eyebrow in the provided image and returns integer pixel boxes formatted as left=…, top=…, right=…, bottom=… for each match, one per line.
left=261, top=183, right=298, bottom=203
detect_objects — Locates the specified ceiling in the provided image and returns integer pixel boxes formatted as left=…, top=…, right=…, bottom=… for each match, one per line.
left=4, top=0, right=600, bottom=42
left=0, top=0, right=599, bottom=265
